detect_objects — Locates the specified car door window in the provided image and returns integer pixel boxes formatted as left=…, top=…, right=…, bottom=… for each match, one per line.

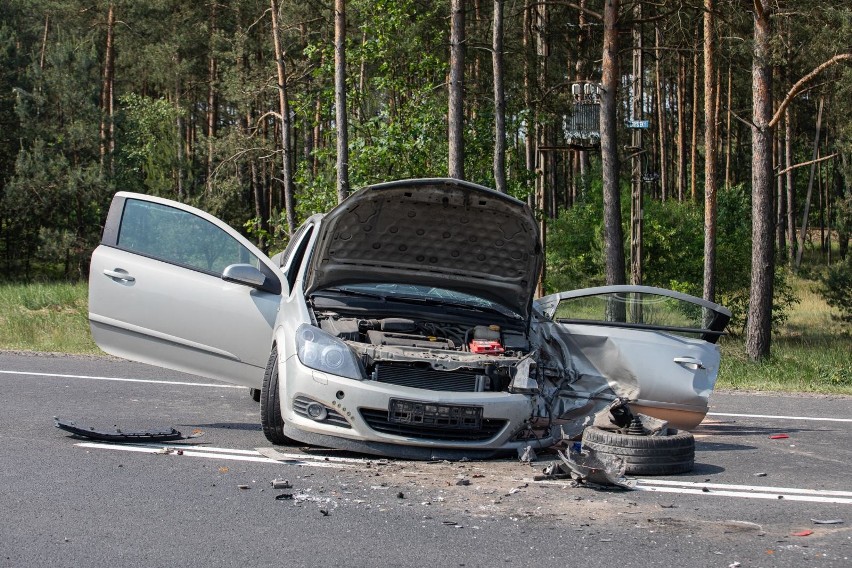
left=539, top=286, right=731, bottom=343
left=117, top=199, right=259, bottom=276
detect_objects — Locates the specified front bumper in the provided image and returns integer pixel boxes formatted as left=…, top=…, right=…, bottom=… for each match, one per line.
left=280, top=354, right=547, bottom=459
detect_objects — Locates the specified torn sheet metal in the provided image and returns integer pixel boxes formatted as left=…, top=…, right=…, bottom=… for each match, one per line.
left=525, top=320, right=641, bottom=442
left=555, top=446, right=636, bottom=490
left=54, top=417, right=184, bottom=442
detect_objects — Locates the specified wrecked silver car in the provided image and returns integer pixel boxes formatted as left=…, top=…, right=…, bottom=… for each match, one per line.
left=88, top=178, right=730, bottom=460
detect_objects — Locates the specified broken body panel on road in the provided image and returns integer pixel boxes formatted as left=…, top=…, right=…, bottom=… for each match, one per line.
left=89, top=178, right=730, bottom=459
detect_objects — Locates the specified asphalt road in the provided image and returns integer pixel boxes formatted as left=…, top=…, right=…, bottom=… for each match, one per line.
left=1, top=351, right=850, bottom=568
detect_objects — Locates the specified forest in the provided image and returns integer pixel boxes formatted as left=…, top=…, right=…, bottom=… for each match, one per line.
left=0, top=0, right=850, bottom=361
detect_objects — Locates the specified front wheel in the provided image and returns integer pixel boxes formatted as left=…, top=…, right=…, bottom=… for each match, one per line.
left=260, top=348, right=292, bottom=445
left=581, top=426, right=695, bottom=475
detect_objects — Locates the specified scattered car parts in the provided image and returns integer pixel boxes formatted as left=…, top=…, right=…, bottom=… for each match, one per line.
left=554, top=446, right=636, bottom=489
left=54, top=417, right=185, bottom=442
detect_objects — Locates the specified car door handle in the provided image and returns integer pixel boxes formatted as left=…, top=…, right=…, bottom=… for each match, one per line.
left=103, top=269, right=136, bottom=283
left=673, top=356, right=705, bottom=370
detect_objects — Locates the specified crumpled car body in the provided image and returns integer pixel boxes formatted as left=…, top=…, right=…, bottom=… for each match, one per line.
left=88, top=178, right=730, bottom=459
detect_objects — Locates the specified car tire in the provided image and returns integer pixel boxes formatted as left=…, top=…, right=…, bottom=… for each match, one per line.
left=249, top=388, right=261, bottom=403
left=260, top=348, right=292, bottom=445
left=581, top=426, right=695, bottom=475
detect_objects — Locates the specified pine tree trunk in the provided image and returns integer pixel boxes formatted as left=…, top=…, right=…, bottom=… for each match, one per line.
left=206, top=1, right=217, bottom=194
left=746, top=0, right=774, bottom=361
left=270, top=0, right=297, bottom=236
left=576, top=0, right=590, bottom=199
left=492, top=0, right=506, bottom=193
left=785, top=107, right=795, bottom=262
left=655, top=22, right=667, bottom=201
left=448, top=0, right=465, bottom=180
left=703, top=0, right=718, bottom=305
left=534, top=2, right=548, bottom=296
left=523, top=0, right=534, bottom=205
left=690, top=28, right=700, bottom=201
left=601, top=0, right=626, bottom=288
left=776, top=124, right=786, bottom=256
left=724, top=65, right=732, bottom=188
left=676, top=54, right=686, bottom=201
left=99, top=2, right=115, bottom=174
left=334, top=0, right=349, bottom=203
left=174, top=75, right=184, bottom=201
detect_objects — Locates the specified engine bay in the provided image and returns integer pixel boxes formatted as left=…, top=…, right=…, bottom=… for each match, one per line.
left=315, top=314, right=532, bottom=392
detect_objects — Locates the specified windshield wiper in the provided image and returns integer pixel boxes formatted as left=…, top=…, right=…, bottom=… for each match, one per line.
left=315, top=287, right=389, bottom=301
left=393, top=296, right=520, bottom=320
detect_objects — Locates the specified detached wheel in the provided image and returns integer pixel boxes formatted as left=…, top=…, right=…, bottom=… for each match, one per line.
left=260, top=348, right=292, bottom=445
left=581, top=426, right=695, bottom=475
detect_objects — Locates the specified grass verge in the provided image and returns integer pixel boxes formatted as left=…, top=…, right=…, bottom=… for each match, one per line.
left=0, top=282, right=99, bottom=354
left=717, top=274, right=852, bottom=394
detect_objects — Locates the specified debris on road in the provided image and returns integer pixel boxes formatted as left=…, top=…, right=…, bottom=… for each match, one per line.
left=455, top=476, right=471, bottom=486
left=768, top=434, right=790, bottom=439
left=237, top=484, right=250, bottom=490
left=552, top=447, right=636, bottom=490
left=54, top=417, right=187, bottom=442
left=753, top=472, right=767, bottom=477
left=532, top=462, right=572, bottom=481
left=271, top=478, right=292, bottom=489
left=791, top=529, right=814, bottom=537
left=811, top=519, right=843, bottom=525
left=518, top=445, right=537, bottom=463
left=275, top=493, right=294, bottom=501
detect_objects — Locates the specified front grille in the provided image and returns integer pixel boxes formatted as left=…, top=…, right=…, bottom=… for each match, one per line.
left=293, top=396, right=351, bottom=429
left=359, top=408, right=507, bottom=441
left=374, top=363, right=482, bottom=392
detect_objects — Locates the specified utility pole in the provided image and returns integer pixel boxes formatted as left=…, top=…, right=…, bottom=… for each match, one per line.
left=629, top=1, right=644, bottom=321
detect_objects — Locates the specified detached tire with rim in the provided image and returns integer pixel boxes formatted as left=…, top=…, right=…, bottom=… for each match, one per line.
left=581, top=426, right=695, bottom=475
left=260, top=348, right=292, bottom=445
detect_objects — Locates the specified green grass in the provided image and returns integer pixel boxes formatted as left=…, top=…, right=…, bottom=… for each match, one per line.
left=1, top=277, right=850, bottom=395
left=717, top=275, right=852, bottom=394
left=0, top=282, right=99, bottom=354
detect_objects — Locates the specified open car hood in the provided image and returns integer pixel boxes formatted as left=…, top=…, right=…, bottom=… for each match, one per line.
left=304, top=179, right=543, bottom=321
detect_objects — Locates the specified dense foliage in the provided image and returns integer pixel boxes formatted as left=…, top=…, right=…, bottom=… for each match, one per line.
left=0, top=0, right=849, bottom=335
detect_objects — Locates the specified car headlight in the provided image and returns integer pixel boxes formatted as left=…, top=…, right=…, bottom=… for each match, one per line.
left=295, top=323, right=363, bottom=380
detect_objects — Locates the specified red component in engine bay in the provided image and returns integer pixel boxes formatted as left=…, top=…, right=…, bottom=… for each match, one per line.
left=468, top=339, right=505, bottom=355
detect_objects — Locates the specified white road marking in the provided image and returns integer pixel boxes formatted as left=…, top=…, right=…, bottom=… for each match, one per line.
left=0, top=370, right=243, bottom=389
left=632, top=484, right=852, bottom=504
left=638, top=479, right=852, bottom=498
left=707, top=412, right=852, bottom=423
left=75, top=441, right=355, bottom=468
left=255, top=446, right=381, bottom=465
left=534, top=478, right=852, bottom=505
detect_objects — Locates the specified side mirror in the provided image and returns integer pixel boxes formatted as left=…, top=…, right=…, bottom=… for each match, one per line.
left=222, top=264, right=267, bottom=289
